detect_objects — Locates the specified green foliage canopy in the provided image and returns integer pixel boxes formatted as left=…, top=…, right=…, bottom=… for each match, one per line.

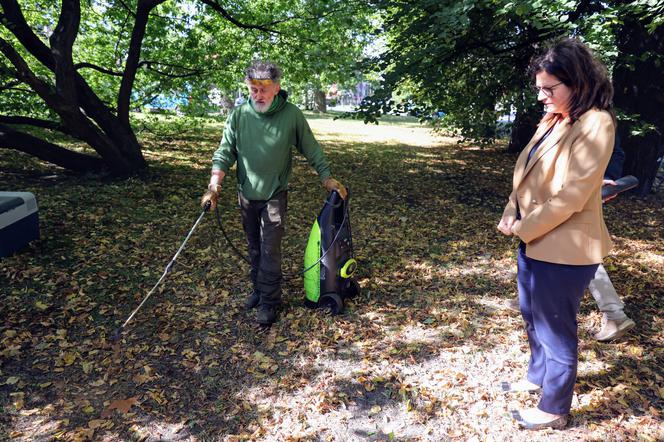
left=0, top=0, right=374, bottom=173
left=355, top=0, right=592, bottom=142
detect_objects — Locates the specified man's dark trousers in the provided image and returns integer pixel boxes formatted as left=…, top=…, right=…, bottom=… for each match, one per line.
left=517, top=244, right=598, bottom=415
left=239, top=191, right=287, bottom=307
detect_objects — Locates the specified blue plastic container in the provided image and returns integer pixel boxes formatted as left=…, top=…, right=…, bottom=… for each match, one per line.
left=0, top=192, right=39, bottom=258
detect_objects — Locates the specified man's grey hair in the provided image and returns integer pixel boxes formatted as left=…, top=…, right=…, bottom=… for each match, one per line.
left=245, top=60, right=282, bottom=82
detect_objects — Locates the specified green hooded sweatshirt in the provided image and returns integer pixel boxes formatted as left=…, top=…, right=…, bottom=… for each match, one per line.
left=211, top=91, right=331, bottom=200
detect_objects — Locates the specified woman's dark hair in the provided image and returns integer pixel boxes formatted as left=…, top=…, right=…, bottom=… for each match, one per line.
left=529, top=38, right=613, bottom=122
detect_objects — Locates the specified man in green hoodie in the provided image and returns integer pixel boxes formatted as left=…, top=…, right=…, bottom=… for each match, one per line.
left=201, top=61, right=347, bottom=326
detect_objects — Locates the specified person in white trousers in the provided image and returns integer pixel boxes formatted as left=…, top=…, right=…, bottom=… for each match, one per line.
left=588, top=263, right=635, bottom=341
left=588, top=135, right=635, bottom=341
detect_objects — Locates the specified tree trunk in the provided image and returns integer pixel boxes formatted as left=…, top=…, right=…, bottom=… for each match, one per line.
left=507, top=105, right=540, bottom=154
left=313, top=89, right=327, bottom=113
left=0, top=0, right=148, bottom=176
left=507, top=41, right=542, bottom=154
left=619, top=133, right=662, bottom=194
left=612, top=7, right=664, bottom=195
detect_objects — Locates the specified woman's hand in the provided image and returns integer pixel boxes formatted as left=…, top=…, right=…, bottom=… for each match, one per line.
left=510, top=220, right=521, bottom=236
left=602, top=179, right=618, bottom=203
left=497, top=215, right=516, bottom=236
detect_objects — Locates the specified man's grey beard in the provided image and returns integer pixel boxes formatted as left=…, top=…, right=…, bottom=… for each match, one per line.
left=253, top=98, right=273, bottom=113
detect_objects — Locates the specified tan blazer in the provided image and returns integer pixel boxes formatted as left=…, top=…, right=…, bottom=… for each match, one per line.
left=502, top=109, right=615, bottom=265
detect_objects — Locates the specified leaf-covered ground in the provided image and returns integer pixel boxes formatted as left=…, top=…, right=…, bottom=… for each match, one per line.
left=1, top=114, right=663, bottom=441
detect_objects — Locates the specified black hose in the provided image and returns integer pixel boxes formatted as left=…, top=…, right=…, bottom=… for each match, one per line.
left=213, top=195, right=351, bottom=281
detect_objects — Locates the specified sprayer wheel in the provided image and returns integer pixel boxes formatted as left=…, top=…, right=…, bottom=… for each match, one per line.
left=320, top=292, right=344, bottom=315
left=344, top=279, right=360, bottom=299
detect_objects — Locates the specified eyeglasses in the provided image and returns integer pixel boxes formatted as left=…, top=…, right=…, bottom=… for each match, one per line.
left=531, top=82, right=564, bottom=97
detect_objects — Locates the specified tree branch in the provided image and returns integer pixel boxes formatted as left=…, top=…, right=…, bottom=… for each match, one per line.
left=0, top=36, right=129, bottom=165
left=49, top=0, right=81, bottom=103
left=199, top=0, right=285, bottom=35
left=75, top=62, right=124, bottom=76
left=0, top=123, right=105, bottom=172
left=1, top=0, right=146, bottom=171
left=116, top=0, right=136, bottom=17
left=2, top=0, right=143, bottom=155
left=139, top=86, right=164, bottom=108
left=0, top=36, right=60, bottom=107
left=117, top=0, right=168, bottom=125
left=0, top=0, right=55, bottom=70
left=139, top=60, right=205, bottom=78
left=1, top=86, right=34, bottom=94
left=260, top=5, right=346, bottom=27
left=0, top=115, right=75, bottom=136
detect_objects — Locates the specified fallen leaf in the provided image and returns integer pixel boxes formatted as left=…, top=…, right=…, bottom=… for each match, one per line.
left=133, top=373, right=152, bottom=385
left=63, top=352, right=76, bottom=366
left=148, top=390, right=167, bottom=405
left=81, top=361, right=92, bottom=374
left=12, top=393, right=24, bottom=410
left=101, top=396, right=138, bottom=418
left=73, top=427, right=95, bottom=442
left=88, top=419, right=106, bottom=429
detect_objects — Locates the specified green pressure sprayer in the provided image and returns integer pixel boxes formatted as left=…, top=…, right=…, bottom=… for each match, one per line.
left=303, top=189, right=360, bottom=314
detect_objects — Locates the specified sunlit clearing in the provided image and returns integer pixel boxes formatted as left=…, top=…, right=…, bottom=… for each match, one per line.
left=310, top=118, right=456, bottom=148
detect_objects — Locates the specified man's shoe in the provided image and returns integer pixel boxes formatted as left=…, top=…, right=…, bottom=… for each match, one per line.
left=595, top=317, right=635, bottom=342
left=244, top=290, right=260, bottom=310
left=256, top=304, right=277, bottom=325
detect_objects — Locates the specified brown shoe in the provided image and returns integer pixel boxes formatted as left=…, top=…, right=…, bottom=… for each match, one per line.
left=595, top=317, right=635, bottom=342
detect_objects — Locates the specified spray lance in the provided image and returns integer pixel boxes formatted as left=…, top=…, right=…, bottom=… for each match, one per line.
left=112, top=200, right=212, bottom=342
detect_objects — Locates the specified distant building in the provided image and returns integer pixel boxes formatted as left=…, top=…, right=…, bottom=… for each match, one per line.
left=326, top=81, right=374, bottom=109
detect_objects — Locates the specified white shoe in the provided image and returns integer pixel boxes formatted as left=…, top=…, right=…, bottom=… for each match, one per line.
left=501, top=379, right=541, bottom=393
left=515, top=408, right=568, bottom=430
left=595, top=317, right=635, bottom=342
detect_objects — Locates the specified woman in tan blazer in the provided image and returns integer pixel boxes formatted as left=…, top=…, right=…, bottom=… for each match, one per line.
left=497, top=38, right=615, bottom=430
